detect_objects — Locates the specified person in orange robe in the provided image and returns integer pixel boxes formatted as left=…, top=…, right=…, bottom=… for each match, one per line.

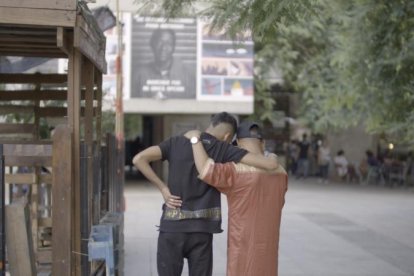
left=185, top=121, right=288, bottom=276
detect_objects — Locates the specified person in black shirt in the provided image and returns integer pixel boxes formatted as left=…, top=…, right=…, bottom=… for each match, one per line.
left=296, top=133, right=310, bottom=179
left=133, top=112, right=278, bottom=276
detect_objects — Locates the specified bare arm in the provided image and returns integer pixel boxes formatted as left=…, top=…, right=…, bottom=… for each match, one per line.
left=240, top=152, right=279, bottom=170
left=184, top=130, right=278, bottom=171
left=132, top=146, right=182, bottom=208
left=184, top=130, right=208, bottom=174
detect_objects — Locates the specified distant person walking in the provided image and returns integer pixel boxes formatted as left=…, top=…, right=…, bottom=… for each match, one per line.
left=296, top=133, right=310, bottom=178
left=318, top=139, right=331, bottom=183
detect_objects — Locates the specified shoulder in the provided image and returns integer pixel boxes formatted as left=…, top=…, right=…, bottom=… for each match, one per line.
left=233, top=163, right=288, bottom=175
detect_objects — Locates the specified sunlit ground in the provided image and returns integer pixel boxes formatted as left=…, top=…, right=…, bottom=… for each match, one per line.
left=124, top=177, right=414, bottom=276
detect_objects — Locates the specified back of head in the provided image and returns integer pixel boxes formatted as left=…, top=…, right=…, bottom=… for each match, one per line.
left=210, top=112, right=237, bottom=134
left=236, top=121, right=264, bottom=154
left=208, top=112, right=238, bottom=142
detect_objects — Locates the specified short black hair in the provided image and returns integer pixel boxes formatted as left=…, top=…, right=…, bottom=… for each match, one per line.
left=210, top=112, right=238, bottom=134
left=150, top=29, right=176, bottom=48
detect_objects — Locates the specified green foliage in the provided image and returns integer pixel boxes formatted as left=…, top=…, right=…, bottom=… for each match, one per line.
left=279, top=0, right=414, bottom=143
left=124, top=114, right=143, bottom=140
left=101, top=110, right=116, bottom=135
left=144, top=0, right=414, bottom=143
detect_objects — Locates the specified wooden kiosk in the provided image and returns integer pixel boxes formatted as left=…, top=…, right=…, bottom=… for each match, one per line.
left=0, top=1, right=124, bottom=275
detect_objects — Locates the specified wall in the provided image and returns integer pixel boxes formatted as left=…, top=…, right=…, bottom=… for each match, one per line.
left=327, top=124, right=378, bottom=166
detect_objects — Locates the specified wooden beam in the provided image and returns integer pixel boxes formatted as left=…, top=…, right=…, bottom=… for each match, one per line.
left=0, top=74, right=66, bottom=84
left=37, top=107, right=67, bottom=118
left=0, top=48, right=65, bottom=58
left=0, top=7, right=76, bottom=27
left=3, top=144, right=52, bottom=157
left=4, top=174, right=52, bottom=185
left=74, top=26, right=106, bottom=74
left=38, top=217, right=52, bottom=228
left=4, top=156, right=52, bottom=167
left=0, top=26, right=56, bottom=35
left=5, top=174, right=36, bottom=184
left=5, top=203, right=36, bottom=276
left=0, top=140, right=51, bottom=145
left=51, top=125, right=72, bottom=276
left=95, top=73, right=103, bottom=147
left=0, top=124, right=35, bottom=134
left=0, top=34, right=55, bottom=44
left=57, top=27, right=70, bottom=56
left=37, top=248, right=52, bottom=264
left=0, top=0, right=77, bottom=10
left=0, top=89, right=93, bottom=101
left=39, top=107, right=98, bottom=118
left=0, top=90, right=67, bottom=101
left=0, top=106, right=98, bottom=117
left=0, top=145, right=5, bottom=276
left=76, top=14, right=106, bottom=50
left=0, top=106, right=33, bottom=115
left=0, top=43, right=57, bottom=49
left=67, top=47, right=82, bottom=276
left=83, top=60, right=94, bottom=256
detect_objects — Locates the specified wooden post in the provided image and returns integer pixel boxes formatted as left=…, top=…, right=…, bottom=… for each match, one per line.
left=95, top=70, right=102, bottom=151
left=67, top=46, right=82, bottom=276
left=79, top=144, right=89, bottom=276
left=0, top=145, right=5, bottom=276
left=6, top=203, right=36, bottom=276
left=83, top=59, right=94, bottom=229
left=51, top=126, right=72, bottom=275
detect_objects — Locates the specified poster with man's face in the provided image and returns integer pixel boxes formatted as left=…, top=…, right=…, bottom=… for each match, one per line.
left=130, top=17, right=197, bottom=99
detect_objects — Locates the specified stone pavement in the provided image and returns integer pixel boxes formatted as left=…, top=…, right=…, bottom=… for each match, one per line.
left=123, top=178, right=414, bottom=276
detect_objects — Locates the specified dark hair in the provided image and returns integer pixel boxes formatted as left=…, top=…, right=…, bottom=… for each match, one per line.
left=366, top=150, right=373, bottom=157
left=210, top=112, right=238, bottom=134
left=337, top=150, right=344, bottom=156
left=150, top=29, right=176, bottom=48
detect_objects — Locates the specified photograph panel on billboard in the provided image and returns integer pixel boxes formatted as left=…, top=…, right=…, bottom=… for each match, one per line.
left=130, top=17, right=197, bottom=99
left=199, top=21, right=254, bottom=102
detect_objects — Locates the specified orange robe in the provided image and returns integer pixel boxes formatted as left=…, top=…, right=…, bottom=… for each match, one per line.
left=200, top=159, right=288, bottom=276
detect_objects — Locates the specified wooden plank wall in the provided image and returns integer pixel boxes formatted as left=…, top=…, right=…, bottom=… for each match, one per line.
left=0, top=0, right=77, bottom=10
left=0, top=71, right=103, bottom=276
left=3, top=143, right=53, bottom=261
left=5, top=204, right=36, bottom=276
left=0, top=145, right=5, bottom=276
left=51, top=126, right=72, bottom=275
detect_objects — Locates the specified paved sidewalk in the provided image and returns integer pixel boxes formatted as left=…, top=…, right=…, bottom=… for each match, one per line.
left=124, top=178, right=414, bottom=276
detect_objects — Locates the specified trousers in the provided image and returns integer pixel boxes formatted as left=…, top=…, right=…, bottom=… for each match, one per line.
left=157, top=232, right=213, bottom=276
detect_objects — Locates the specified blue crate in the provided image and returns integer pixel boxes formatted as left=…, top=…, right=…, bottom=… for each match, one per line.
left=88, top=224, right=114, bottom=276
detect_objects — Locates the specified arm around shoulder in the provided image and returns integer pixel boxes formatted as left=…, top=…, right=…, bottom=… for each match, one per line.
left=240, top=152, right=279, bottom=170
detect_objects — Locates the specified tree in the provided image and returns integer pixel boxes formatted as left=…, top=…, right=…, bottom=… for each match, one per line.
left=137, top=0, right=414, bottom=143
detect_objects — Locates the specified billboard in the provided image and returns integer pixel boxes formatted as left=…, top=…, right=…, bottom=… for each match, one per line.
left=130, top=17, right=197, bottom=99
left=199, top=23, right=254, bottom=102
left=102, top=14, right=255, bottom=114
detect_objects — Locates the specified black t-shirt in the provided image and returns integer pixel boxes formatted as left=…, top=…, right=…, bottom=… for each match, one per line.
left=299, top=141, right=310, bottom=159
left=158, top=132, right=248, bottom=233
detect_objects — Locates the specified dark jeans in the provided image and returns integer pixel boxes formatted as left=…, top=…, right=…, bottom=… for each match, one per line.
left=319, top=164, right=329, bottom=180
left=296, top=158, right=309, bottom=178
left=157, top=232, right=213, bottom=276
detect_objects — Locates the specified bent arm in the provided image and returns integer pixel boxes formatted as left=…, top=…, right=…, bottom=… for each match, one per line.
left=132, top=146, right=181, bottom=208
left=240, top=152, right=279, bottom=170
left=190, top=135, right=235, bottom=192
left=191, top=139, right=210, bottom=175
